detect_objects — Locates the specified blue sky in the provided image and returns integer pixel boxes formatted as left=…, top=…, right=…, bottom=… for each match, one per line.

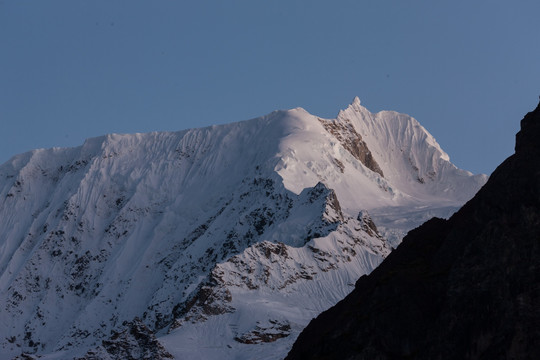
left=1, top=0, right=539, bottom=175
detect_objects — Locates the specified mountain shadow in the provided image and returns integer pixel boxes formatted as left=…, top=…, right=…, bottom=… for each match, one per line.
left=286, top=100, right=540, bottom=360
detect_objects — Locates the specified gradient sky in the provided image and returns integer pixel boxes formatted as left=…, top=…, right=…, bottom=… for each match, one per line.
left=1, top=0, right=539, bottom=175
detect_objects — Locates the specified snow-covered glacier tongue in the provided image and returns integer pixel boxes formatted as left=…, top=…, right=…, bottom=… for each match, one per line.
left=0, top=98, right=486, bottom=359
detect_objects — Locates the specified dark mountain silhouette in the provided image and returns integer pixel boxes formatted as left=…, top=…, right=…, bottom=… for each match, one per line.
left=286, top=101, right=540, bottom=360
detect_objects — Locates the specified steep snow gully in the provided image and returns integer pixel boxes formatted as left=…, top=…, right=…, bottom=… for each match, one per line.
left=0, top=98, right=486, bottom=359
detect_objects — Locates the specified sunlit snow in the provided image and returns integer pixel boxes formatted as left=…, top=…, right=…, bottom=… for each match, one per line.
left=0, top=99, right=486, bottom=359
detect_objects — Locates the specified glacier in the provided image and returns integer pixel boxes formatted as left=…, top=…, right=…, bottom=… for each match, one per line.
left=0, top=98, right=486, bottom=359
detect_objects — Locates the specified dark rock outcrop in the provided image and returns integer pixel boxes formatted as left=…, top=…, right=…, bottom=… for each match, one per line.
left=77, top=318, right=173, bottom=360
left=319, top=117, right=384, bottom=177
left=234, top=320, right=292, bottom=344
left=287, top=101, right=540, bottom=360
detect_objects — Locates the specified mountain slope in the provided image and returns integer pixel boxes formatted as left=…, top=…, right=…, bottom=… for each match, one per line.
left=0, top=99, right=485, bottom=359
left=286, top=101, right=540, bottom=359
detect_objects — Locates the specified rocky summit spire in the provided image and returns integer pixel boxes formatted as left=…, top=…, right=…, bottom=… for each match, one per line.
left=287, top=100, right=540, bottom=360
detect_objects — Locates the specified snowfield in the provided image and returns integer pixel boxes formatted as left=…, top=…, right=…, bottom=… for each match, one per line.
left=0, top=98, right=486, bottom=359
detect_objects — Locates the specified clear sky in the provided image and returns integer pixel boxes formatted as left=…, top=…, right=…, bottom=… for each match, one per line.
left=1, top=0, right=539, bottom=175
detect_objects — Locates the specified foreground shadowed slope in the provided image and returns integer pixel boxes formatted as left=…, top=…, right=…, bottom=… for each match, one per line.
left=287, top=101, right=540, bottom=360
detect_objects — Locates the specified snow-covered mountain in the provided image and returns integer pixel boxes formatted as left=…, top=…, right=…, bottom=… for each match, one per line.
left=286, top=100, right=540, bottom=360
left=0, top=98, right=486, bottom=359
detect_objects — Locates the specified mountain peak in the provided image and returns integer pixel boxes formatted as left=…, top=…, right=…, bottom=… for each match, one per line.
left=286, top=100, right=540, bottom=360
left=336, top=97, right=364, bottom=116
left=351, top=96, right=361, bottom=107
left=515, top=99, right=540, bottom=155
left=0, top=97, right=487, bottom=359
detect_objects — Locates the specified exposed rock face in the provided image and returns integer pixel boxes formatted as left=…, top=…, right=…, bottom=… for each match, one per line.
left=287, top=101, right=540, bottom=360
left=234, top=319, right=292, bottom=344
left=356, top=210, right=381, bottom=238
left=78, top=318, right=173, bottom=360
left=319, top=117, right=384, bottom=177
left=168, top=185, right=390, bottom=332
